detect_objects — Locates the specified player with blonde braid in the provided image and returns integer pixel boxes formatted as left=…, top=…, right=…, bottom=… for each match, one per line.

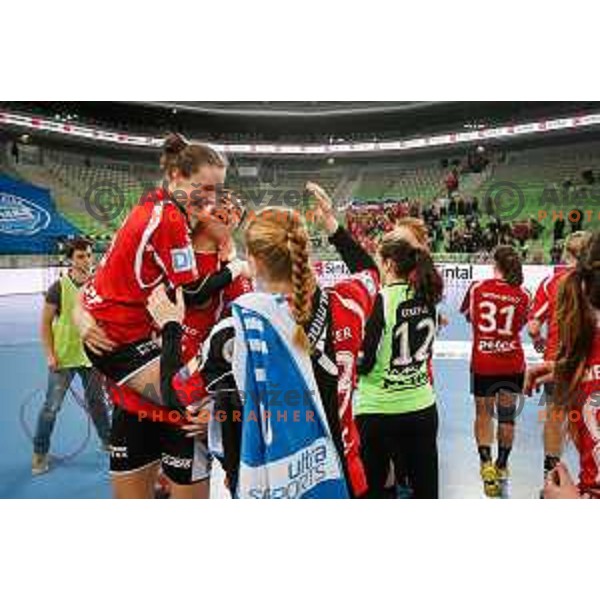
left=147, top=184, right=382, bottom=497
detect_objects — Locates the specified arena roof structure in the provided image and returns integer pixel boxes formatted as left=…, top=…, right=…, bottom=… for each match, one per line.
left=3, top=102, right=600, bottom=158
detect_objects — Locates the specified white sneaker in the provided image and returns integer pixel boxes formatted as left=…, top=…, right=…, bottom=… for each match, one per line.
left=32, top=453, right=50, bottom=476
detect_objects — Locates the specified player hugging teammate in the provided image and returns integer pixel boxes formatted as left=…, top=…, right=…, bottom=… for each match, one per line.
left=76, top=134, right=251, bottom=499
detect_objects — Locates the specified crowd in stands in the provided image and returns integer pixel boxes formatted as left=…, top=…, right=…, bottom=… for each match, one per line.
left=346, top=198, right=547, bottom=261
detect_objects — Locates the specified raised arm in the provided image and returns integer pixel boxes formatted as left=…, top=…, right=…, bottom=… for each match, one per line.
left=306, top=181, right=378, bottom=275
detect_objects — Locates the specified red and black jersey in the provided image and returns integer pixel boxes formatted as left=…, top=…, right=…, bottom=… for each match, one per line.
left=82, top=189, right=198, bottom=345
left=325, top=267, right=380, bottom=496
left=181, top=251, right=253, bottom=362
left=461, top=278, right=531, bottom=376
left=529, top=267, right=569, bottom=362
left=572, top=324, right=600, bottom=496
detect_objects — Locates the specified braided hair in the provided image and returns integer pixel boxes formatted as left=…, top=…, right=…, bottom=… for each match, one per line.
left=245, top=208, right=316, bottom=352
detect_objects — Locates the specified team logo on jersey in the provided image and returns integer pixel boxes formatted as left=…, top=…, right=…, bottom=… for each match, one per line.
left=0, top=192, right=51, bottom=236
left=353, top=271, right=377, bottom=296
left=171, top=246, right=195, bottom=273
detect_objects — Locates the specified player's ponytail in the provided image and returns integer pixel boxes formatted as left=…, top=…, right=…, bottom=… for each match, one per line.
left=379, top=236, right=443, bottom=307
left=556, top=233, right=600, bottom=438
left=160, top=132, right=228, bottom=180
left=493, top=246, right=523, bottom=286
left=245, top=208, right=316, bottom=353
left=413, top=249, right=444, bottom=307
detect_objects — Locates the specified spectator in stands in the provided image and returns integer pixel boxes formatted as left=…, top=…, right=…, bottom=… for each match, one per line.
left=448, top=195, right=457, bottom=217
left=550, top=240, right=563, bottom=264
left=445, top=168, right=459, bottom=197
left=554, top=217, right=566, bottom=242
left=570, top=209, right=583, bottom=233
left=32, top=239, right=111, bottom=476
left=11, top=141, right=19, bottom=164
left=438, top=196, right=449, bottom=218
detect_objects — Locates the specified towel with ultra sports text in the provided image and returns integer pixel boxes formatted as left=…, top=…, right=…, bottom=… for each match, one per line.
left=231, top=292, right=349, bottom=499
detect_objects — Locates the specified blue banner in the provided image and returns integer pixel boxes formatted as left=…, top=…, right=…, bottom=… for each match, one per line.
left=0, top=176, right=79, bottom=254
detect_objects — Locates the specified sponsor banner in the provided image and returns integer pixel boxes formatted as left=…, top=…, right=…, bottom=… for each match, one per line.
left=0, top=176, right=78, bottom=254
left=1, top=261, right=556, bottom=299
left=315, top=261, right=554, bottom=295
left=2, top=109, right=600, bottom=155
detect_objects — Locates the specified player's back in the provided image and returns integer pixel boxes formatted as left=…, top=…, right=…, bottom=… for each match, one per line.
left=575, top=325, right=600, bottom=495
left=465, top=278, right=530, bottom=375
left=530, top=267, right=570, bottom=361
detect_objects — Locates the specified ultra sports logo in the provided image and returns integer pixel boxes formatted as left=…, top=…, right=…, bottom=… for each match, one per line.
left=0, top=192, right=51, bottom=236
left=245, top=442, right=331, bottom=499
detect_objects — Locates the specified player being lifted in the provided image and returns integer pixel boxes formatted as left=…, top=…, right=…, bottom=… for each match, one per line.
left=77, top=134, right=248, bottom=410
left=461, top=247, right=531, bottom=497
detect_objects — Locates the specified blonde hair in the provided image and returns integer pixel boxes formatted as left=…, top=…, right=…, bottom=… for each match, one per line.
left=565, top=231, right=592, bottom=263
left=245, top=208, right=316, bottom=352
left=392, top=217, right=429, bottom=249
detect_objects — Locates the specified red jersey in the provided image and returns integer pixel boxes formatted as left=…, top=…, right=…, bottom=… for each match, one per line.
left=461, top=278, right=531, bottom=376
left=107, top=370, right=206, bottom=428
left=82, top=189, right=198, bottom=345
left=326, top=268, right=380, bottom=496
left=107, top=249, right=252, bottom=423
left=573, top=325, right=600, bottom=496
left=181, top=251, right=253, bottom=362
left=530, top=267, right=570, bottom=361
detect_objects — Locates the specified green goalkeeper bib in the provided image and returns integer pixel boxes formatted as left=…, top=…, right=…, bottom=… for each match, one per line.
left=52, top=276, right=91, bottom=369
left=356, top=283, right=436, bottom=415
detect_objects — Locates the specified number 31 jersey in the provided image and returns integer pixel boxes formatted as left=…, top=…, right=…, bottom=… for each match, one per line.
left=461, top=279, right=531, bottom=376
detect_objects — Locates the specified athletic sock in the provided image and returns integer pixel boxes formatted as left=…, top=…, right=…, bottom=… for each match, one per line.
left=478, top=446, right=492, bottom=464
left=496, top=446, right=512, bottom=470
left=544, top=455, right=561, bottom=476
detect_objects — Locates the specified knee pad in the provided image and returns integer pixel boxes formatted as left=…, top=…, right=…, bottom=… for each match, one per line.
left=497, top=403, right=517, bottom=426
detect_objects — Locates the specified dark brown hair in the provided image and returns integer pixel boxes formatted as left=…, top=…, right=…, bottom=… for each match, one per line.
left=160, top=133, right=228, bottom=179
left=555, top=232, right=600, bottom=440
left=66, top=238, right=93, bottom=259
left=379, top=234, right=443, bottom=307
left=493, top=245, right=523, bottom=286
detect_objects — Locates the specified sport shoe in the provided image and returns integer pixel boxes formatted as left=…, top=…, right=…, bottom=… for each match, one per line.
left=32, top=453, right=50, bottom=476
left=480, top=462, right=500, bottom=498
left=496, top=465, right=510, bottom=482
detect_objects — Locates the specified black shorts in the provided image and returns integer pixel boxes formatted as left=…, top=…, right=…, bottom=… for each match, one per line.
left=471, top=373, right=525, bottom=398
left=109, top=407, right=211, bottom=485
left=85, top=338, right=161, bottom=386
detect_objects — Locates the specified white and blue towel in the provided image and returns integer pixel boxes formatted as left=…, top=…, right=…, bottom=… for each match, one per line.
left=231, top=293, right=349, bottom=499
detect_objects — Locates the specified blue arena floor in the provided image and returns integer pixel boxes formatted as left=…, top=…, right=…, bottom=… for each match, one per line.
left=0, top=292, right=578, bottom=499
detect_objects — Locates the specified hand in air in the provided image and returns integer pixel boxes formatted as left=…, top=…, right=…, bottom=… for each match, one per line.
left=306, top=181, right=338, bottom=235
left=147, top=285, right=185, bottom=329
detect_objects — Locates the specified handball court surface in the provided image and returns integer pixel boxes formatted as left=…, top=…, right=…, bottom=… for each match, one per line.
left=0, top=293, right=578, bottom=499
